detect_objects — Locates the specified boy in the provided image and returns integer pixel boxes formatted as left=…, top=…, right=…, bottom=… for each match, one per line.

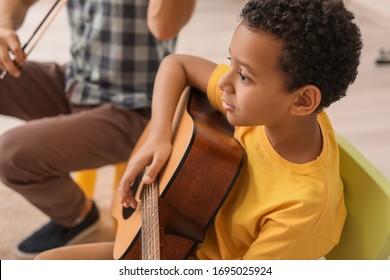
left=119, top=0, right=362, bottom=260
left=37, top=0, right=362, bottom=260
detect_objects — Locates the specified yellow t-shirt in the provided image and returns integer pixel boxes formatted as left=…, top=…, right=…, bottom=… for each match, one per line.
left=192, top=64, right=346, bottom=260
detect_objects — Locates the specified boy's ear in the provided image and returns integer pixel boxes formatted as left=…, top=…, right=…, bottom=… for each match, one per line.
left=290, top=85, right=321, bottom=116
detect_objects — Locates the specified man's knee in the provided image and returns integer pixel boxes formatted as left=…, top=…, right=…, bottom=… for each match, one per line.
left=0, top=127, right=41, bottom=187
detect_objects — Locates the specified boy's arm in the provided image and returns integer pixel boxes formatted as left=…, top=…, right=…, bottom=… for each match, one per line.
left=0, top=0, right=38, bottom=77
left=119, top=54, right=217, bottom=208
left=147, top=0, right=196, bottom=40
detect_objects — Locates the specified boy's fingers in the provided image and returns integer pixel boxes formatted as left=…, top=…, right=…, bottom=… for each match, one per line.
left=119, top=158, right=151, bottom=208
left=142, top=156, right=167, bottom=184
left=118, top=179, right=138, bottom=209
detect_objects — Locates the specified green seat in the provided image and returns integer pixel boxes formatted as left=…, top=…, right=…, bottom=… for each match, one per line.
left=326, top=133, right=390, bottom=260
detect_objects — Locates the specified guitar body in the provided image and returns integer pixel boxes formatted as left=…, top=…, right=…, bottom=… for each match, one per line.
left=111, top=87, right=243, bottom=260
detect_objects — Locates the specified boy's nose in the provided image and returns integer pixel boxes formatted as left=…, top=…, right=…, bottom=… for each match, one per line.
left=218, top=70, right=235, bottom=94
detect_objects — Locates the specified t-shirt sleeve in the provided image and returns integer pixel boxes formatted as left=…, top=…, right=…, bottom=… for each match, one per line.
left=206, top=64, right=231, bottom=114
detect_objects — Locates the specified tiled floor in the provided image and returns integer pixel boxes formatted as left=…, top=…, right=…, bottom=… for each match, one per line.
left=0, top=0, right=389, bottom=259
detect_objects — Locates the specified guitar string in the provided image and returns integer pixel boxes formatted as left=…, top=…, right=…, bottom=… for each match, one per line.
left=152, top=183, right=158, bottom=259
left=141, top=186, right=148, bottom=259
left=149, top=183, right=157, bottom=259
left=141, top=171, right=148, bottom=259
left=152, top=182, right=160, bottom=259
left=145, top=185, right=151, bottom=259
left=141, top=186, right=145, bottom=258
left=152, top=182, right=159, bottom=259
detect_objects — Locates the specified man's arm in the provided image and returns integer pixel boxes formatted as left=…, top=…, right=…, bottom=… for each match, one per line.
left=147, top=0, right=196, bottom=40
left=0, top=0, right=37, bottom=29
left=0, top=0, right=37, bottom=77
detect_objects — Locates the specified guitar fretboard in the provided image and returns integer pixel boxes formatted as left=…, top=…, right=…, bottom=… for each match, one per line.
left=141, top=180, right=160, bottom=260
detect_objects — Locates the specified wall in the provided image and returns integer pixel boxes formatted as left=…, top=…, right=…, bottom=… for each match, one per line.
left=347, top=0, right=390, bottom=30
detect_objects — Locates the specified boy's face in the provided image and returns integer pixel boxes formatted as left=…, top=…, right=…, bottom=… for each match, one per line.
left=218, top=24, right=298, bottom=127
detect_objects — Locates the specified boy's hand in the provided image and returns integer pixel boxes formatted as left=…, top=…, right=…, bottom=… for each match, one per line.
left=118, top=137, right=172, bottom=209
left=0, top=27, right=25, bottom=77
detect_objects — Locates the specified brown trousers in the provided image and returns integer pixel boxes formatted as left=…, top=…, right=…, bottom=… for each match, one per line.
left=0, top=61, right=150, bottom=226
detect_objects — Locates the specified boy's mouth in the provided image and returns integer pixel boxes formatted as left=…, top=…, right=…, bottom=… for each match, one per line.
left=222, top=98, right=235, bottom=112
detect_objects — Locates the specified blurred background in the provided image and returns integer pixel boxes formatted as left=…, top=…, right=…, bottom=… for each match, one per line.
left=0, top=0, right=389, bottom=259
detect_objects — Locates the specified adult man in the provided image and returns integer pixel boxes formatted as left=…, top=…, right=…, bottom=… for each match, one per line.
left=0, top=0, right=195, bottom=259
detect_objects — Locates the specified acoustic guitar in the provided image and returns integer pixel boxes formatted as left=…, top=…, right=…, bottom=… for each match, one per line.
left=111, top=87, right=243, bottom=260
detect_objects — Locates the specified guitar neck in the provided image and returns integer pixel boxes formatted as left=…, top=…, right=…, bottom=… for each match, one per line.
left=141, top=181, right=162, bottom=260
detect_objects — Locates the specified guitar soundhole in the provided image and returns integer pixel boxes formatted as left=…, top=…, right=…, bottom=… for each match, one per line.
left=122, top=173, right=143, bottom=219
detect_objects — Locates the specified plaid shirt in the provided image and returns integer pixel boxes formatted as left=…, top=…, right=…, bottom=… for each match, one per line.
left=65, top=0, right=176, bottom=109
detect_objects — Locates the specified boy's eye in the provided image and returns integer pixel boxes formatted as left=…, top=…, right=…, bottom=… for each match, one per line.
left=237, top=70, right=248, bottom=82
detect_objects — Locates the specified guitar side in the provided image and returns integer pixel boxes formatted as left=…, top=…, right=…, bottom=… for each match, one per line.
left=111, top=87, right=243, bottom=260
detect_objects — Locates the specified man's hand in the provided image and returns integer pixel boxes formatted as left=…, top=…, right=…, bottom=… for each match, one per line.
left=0, top=27, right=25, bottom=77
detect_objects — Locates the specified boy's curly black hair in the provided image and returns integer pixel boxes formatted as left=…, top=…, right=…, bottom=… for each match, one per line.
left=240, top=0, right=363, bottom=111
